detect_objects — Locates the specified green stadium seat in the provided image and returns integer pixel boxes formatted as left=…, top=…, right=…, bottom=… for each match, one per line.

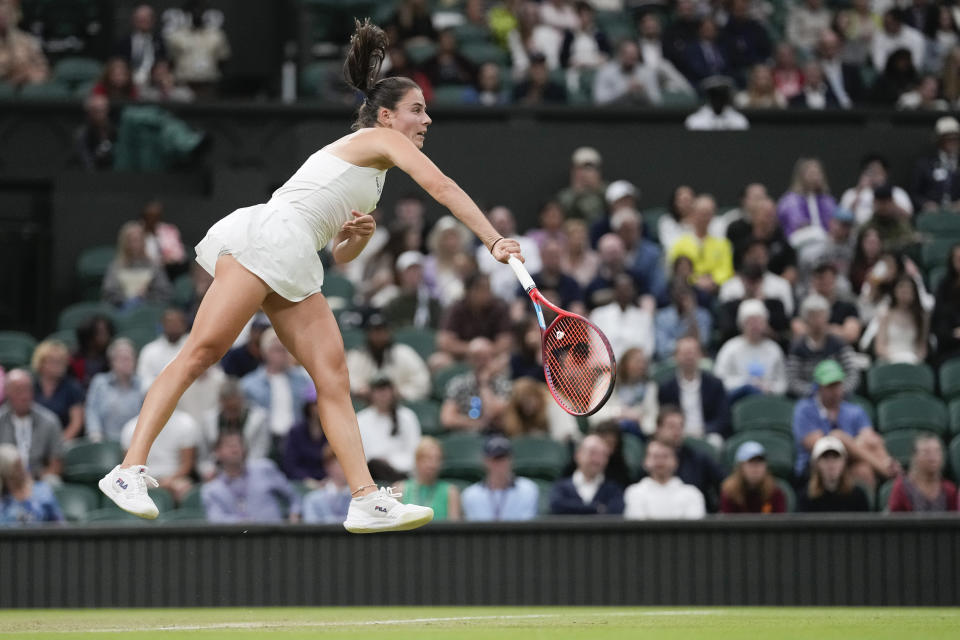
left=724, top=430, right=796, bottom=480
left=883, top=429, right=939, bottom=469
left=393, top=326, right=436, bottom=360
left=148, top=487, right=175, bottom=513
left=439, top=433, right=485, bottom=482
left=63, top=440, right=123, bottom=485
left=43, top=329, right=78, bottom=353
left=76, top=245, right=115, bottom=301
left=173, top=273, right=194, bottom=308
left=621, top=432, right=645, bottom=482
left=866, top=362, right=936, bottom=401
left=641, top=207, right=669, bottom=245
left=351, top=396, right=367, bottom=413
left=877, top=393, right=948, bottom=436
left=927, top=265, right=947, bottom=292
left=180, top=484, right=203, bottom=511
left=939, top=358, right=960, bottom=401
left=53, top=57, right=103, bottom=87
left=54, top=483, right=100, bottom=522
left=511, top=436, right=571, bottom=481
left=661, top=90, right=698, bottom=108
left=115, top=303, right=166, bottom=333
left=159, top=508, right=206, bottom=522
left=876, top=478, right=896, bottom=512
left=950, top=399, right=960, bottom=437
left=404, top=398, right=442, bottom=436
left=84, top=507, right=146, bottom=523
left=404, top=41, right=437, bottom=66
left=731, top=395, right=795, bottom=435
left=775, top=478, right=796, bottom=513
left=432, top=84, right=470, bottom=105
left=432, top=361, right=471, bottom=400
left=322, top=272, right=355, bottom=310
left=595, top=10, right=636, bottom=42
left=533, top=477, right=553, bottom=515
left=460, top=42, right=508, bottom=66
left=948, top=435, right=960, bottom=482
left=0, top=82, right=15, bottom=99
left=340, top=327, right=365, bottom=351
left=57, top=301, right=115, bottom=331
left=18, top=81, right=72, bottom=99
left=848, top=394, right=876, bottom=426
left=916, top=213, right=960, bottom=237
left=921, top=237, right=957, bottom=270
left=454, top=23, right=492, bottom=45
left=438, top=477, right=471, bottom=493
left=118, top=325, right=158, bottom=351
left=0, top=331, right=38, bottom=369
left=684, top=437, right=720, bottom=462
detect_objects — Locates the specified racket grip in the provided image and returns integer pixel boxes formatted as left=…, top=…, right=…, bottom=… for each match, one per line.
left=509, top=255, right=536, bottom=292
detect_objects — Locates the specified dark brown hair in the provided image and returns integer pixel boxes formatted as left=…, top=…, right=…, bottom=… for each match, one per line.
left=343, top=19, right=421, bottom=131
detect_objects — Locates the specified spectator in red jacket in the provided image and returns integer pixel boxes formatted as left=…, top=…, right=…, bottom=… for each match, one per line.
left=888, top=434, right=957, bottom=512
left=720, top=441, right=787, bottom=513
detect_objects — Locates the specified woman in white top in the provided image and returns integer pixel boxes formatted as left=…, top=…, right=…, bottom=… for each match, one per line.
left=356, top=377, right=421, bottom=474
left=101, top=20, right=524, bottom=533
left=874, top=275, right=929, bottom=364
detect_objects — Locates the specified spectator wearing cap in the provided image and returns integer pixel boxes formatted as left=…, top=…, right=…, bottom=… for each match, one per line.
left=589, top=273, right=655, bottom=361
left=556, top=147, right=607, bottom=223
left=588, top=179, right=637, bottom=246
left=792, top=360, right=899, bottom=488
left=786, top=294, right=859, bottom=398
left=346, top=312, right=430, bottom=403
left=654, top=282, right=713, bottom=362
left=437, top=273, right=513, bottom=363
left=220, top=313, right=270, bottom=378
left=714, top=299, right=787, bottom=402
left=659, top=337, right=731, bottom=440
left=623, top=439, right=706, bottom=520
left=240, top=328, right=313, bottom=444
left=840, top=153, right=913, bottom=227
left=461, top=436, right=539, bottom=521
left=0, top=369, right=63, bottom=482
left=716, top=261, right=791, bottom=347
left=798, top=435, right=870, bottom=512
left=440, top=337, right=511, bottom=433
left=512, top=52, right=567, bottom=105
left=475, top=206, right=542, bottom=302
left=888, top=434, right=958, bottom=512
left=650, top=406, right=725, bottom=508
left=593, top=40, right=661, bottom=106
left=668, top=194, right=735, bottom=297
left=861, top=183, right=918, bottom=253
left=356, top=376, right=422, bottom=474
left=204, top=431, right=301, bottom=523
left=395, top=436, right=462, bottom=521
left=198, top=377, right=270, bottom=480
left=872, top=9, right=926, bottom=74
left=383, top=251, right=442, bottom=329
left=720, top=441, right=787, bottom=513
left=549, top=434, right=624, bottom=515
left=685, top=76, right=749, bottom=130
left=912, top=116, right=960, bottom=212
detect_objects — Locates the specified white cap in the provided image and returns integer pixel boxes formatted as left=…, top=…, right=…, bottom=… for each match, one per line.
left=800, top=293, right=830, bottom=318
left=395, top=250, right=424, bottom=272
left=571, top=146, right=602, bottom=167
left=605, top=180, right=637, bottom=205
left=811, top=435, right=846, bottom=462
left=736, top=298, right=768, bottom=328
left=936, top=116, right=960, bottom=137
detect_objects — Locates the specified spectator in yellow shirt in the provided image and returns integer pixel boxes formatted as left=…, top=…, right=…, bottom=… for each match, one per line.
left=667, top=195, right=735, bottom=296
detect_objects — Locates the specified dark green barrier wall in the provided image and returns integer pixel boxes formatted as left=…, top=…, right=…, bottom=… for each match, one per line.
left=2, top=516, right=958, bottom=608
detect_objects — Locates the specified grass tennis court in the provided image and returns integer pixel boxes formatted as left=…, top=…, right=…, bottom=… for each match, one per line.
left=1, top=607, right=958, bottom=640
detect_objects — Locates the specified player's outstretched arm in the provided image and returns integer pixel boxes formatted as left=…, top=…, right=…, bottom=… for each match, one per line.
left=375, top=129, right=523, bottom=263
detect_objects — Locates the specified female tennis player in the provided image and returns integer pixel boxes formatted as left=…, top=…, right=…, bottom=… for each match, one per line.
left=99, top=19, right=524, bottom=533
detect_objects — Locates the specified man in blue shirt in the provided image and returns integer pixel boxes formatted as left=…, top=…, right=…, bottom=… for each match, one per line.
left=792, top=359, right=899, bottom=488
left=462, top=436, right=538, bottom=521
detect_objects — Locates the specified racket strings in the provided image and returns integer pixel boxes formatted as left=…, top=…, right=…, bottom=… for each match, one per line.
left=542, top=316, right=614, bottom=415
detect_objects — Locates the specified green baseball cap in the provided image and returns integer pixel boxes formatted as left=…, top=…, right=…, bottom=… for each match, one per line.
left=813, top=359, right=845, bottom=386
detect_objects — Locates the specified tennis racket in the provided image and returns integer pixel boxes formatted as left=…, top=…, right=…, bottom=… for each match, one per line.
left=509, top=256, right=616, bottom=416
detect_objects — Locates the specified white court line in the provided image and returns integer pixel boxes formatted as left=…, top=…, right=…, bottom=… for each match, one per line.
left=3, top=610, right=722, bottom=634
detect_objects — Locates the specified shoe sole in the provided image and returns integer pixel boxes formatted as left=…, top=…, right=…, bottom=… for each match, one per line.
left=97, top=477, right=160, bottom=520
left=343, top=510, right=434, bottom=534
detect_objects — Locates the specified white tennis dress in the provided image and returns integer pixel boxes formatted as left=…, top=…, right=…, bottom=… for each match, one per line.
left=195, top=149, right=388, bottom=301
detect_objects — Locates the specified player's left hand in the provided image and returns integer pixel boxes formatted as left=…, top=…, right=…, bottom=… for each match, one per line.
left=491, top=237, right=523, bottom=264
left=341, top=210, right=376, bottom=239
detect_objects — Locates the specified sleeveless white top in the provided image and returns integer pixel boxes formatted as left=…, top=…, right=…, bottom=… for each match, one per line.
left=194, top=149, right=389, bottom=302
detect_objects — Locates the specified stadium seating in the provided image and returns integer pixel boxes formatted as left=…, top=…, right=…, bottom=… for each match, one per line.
left=866, top=363, right=936, bottom=401
left=84, top=507, right=145, bottom=523
left=340, top=327, right=365, bottom=351
left=18, top=82, right=72, bottom=100
left=404, top=398, right=442, bottom=436
left=432, top=84, right=471, bottom=105
left=172, top=273, right=194, bottom=309
left=882, top=429, right=938, bottom=469
left=432, top=361, right=471, bottom=400
left=118, top=325, right=159, bottom=351
left=940, top=358, right=960, bottom=402
left=321, top=272, right=355, bottom=310
left=848, top=394, right=877, bottom=426
left=511, top=436, right=570, bottom=481
left=916, top=213, right=960, bottom=238
left=724, top=430, right=795, bottom=480
left=641, top=207, right=668, bottom=244
left=114, top=303, right=166, bottom=333
left=460, top=41, right=508, bottom=66
left=533, top=478, right=553, bottom=516
left=876, top=478, right=896, bottom=512
left=52, top=57, right=103, bottom=88
left=393, top=326, right=436, bottom=361
left=0, top=331, right=38, bottom=369
left=876, top=393, right=948, bottom=437
left=54, top=483, right=100, bottom=522
left=439, top=433, right=485, bottom=482
left=950, top=399, right=960, bottom=437
left=57, top=301, right=115, bottom=332
left=76, top=245, right=115, bottom=301
left=949, top=435, right=960, bottom=481
left=921, top=237, right=957, bottom=270
left=684, top=437, right=719, bottom=462
left=775, top=478, right=796, bottom=513
left=43, top=329, right=79, bottom=352
left=621, top=432, right=645, bottom=482
left=181, top=485, right=203, bottom=511
left=731, top=395, right=794, bottom=435
left=159, top=509, right=207, bottom=522
left=927, top=265, right=946, bottom=292
left=63, top=440, right=123, bottom=485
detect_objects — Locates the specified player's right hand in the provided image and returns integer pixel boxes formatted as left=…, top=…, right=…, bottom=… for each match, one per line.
left=491, top=237, right=523, bottom=264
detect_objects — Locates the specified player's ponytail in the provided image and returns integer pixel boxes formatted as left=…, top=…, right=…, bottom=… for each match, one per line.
left=343, top=18, right=421, bottom=131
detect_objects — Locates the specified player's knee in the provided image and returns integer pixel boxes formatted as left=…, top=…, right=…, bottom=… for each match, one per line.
left=182, top=343, right=224, bottom=379
left=312, top=357, right=350, bottom=399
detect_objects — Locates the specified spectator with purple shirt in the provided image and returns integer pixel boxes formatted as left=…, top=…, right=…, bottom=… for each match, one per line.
left=776, top=158, right=837, bottom=247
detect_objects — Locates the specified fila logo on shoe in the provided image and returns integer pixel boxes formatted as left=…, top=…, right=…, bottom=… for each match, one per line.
left=115, top=478, right=128, bottom=490
left=375, top=506, right=388, bottom=513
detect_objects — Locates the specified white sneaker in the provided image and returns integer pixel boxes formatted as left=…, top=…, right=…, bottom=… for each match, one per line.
left=98, top=465, right=160, bottom=520
left=343, top=487, right=434, bottom=534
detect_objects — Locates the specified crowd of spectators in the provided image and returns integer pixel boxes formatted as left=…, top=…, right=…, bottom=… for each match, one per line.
left=4, top=110, right=960, bottom=524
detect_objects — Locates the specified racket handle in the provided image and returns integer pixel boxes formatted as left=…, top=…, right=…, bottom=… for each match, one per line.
left=508, top=255, right=536, bottom=292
